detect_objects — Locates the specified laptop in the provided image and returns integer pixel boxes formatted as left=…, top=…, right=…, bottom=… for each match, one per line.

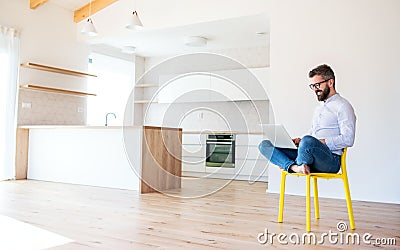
left=262, top=124, right=297, bottom=149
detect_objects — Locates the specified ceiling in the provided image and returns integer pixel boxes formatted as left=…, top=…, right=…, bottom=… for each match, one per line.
left=50, top=0, right=270, bottom=58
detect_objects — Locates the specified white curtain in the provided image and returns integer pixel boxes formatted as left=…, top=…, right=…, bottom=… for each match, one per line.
left=0, top=25, right=20, bottom=180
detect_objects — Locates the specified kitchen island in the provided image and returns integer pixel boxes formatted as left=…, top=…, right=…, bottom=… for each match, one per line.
left=16, top=126, right=182, bottom=193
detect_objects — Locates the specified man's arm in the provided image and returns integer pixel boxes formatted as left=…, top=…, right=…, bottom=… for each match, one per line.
left=325, top=102, right=356, bottom=150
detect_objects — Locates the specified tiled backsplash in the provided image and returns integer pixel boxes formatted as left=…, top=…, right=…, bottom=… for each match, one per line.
left=17, top=89, right=86, bottom=125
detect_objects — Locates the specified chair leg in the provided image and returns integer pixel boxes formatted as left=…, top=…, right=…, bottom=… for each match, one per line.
left=343, top=176, right=356, bottom=230
left=278, top=171, right=287, bottom=223
left=306, top=175, right=311, bottom=232
left=313, top=177, right=320, bottom=219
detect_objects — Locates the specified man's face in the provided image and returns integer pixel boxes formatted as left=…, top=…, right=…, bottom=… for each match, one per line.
left=310, top=75, right=330, bottom=102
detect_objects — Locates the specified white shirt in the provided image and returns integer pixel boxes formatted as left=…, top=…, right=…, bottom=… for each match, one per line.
left=309, top=93, right=356, bottom=155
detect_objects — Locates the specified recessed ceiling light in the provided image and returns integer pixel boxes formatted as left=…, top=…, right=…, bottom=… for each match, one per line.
left=184, top=36, right=207, bottom=47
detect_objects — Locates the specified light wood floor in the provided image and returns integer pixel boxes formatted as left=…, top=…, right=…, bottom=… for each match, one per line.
left=0, top=179, right=399, bottom=249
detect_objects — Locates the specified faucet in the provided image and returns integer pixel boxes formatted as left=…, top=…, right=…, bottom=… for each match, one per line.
left=105, top=112, right=116, bottom=126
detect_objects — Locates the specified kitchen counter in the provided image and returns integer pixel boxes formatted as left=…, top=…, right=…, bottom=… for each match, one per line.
left=15, top=126, right=182, bottom=193
left=18, top=125, right=140, bottom=129
left=182, top=130, right=263, bottom=135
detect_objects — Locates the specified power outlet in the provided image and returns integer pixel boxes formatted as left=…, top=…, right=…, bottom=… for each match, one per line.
left=77, top=107, right=84, bottom=113
left=22, top=102, right=31, bottom=109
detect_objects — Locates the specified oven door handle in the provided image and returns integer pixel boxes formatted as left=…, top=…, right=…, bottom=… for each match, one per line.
left=206, top=141, right=233, bottom=145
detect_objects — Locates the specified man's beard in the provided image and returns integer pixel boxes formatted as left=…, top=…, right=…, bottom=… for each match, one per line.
left=316, top=86, right=330, bottom=101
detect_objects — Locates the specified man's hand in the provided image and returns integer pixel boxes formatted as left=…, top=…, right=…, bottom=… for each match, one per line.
left=292, top=138, right=301, bottom=146
left=319, top=139, right=326, bottom=144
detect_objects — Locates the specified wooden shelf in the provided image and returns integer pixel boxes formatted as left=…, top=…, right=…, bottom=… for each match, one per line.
left=135, top=84, right=159, bottom=88
left=20, top=84, right=96, bottom=97
left=21, top=62, right=97, bottom=78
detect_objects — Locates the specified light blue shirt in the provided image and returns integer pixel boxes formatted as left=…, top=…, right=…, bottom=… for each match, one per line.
left=309, top=93, right=356, bottom=155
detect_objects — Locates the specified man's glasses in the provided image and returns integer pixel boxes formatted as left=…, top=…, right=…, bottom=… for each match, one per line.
left=309, top=79, right=331, bottom=90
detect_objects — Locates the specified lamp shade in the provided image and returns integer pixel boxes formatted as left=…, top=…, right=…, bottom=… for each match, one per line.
left=81, top=18, right=98, bottom=36
left=126, top=11, right=143, bottom=30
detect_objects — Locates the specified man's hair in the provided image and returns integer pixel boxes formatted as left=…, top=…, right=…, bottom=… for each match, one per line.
left=309, top=64, right=335, bottom=88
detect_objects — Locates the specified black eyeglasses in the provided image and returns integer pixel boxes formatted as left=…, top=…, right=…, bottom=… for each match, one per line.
left=309, top=79, right=331, bottom=90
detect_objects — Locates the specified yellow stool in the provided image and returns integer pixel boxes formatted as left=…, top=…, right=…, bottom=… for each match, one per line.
left=278, top=148, right=355, bottom=232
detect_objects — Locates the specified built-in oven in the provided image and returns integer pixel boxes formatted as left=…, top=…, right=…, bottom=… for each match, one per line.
left=206, top=134, right=235, bottom=168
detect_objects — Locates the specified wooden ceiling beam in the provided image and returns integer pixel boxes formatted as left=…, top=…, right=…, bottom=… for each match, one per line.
left=30, top=0, right=49, bottom=9
left=74, top=0, right=118, bottom=23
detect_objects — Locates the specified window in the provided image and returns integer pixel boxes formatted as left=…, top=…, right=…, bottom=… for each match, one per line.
left=86, top=53, right=135, bottom=126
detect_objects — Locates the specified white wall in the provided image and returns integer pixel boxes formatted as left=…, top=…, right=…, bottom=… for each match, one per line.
left=267, top=0, right=400, bottom=204
left=0, top=0, right=90, bottom=91
left=0, top=0, right=92, bottom=127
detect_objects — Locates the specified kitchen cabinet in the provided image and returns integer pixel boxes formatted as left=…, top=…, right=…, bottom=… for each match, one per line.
left=181, top=132, right=268, bottom=181
left=154, top=67, right=269, bottom=103
left=158, top=73, right=211, bottom=103
left=209, top=69, right=248, bottom=101
left=182, top=133, right=206, bottom=173
left=235, top=134, right=268, bottom=180
left=248, top=67, right=270, bottom=101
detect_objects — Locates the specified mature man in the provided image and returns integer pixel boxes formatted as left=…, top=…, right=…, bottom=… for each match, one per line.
left=259, top=64, right=356, bottom=174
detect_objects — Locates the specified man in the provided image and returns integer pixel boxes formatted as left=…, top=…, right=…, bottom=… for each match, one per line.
left=258, top=64, right=356, bottom=174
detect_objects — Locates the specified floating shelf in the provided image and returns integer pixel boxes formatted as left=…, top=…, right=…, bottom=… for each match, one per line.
left=134, top=100, right=158, bottom=104
left=20, top=84, right=96, bottom=97
left=135, top=84, right=159, bottom=88
left=20, top=62, right=97, bottom=78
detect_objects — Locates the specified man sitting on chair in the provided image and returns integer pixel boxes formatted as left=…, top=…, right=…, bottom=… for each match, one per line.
left=259, top=64, right=356, bottom=174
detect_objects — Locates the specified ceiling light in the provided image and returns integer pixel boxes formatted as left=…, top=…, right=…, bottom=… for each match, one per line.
left=184, top=36, right=207, bottom=47
left=81, top=18, right=98, bottom=36
left=126, top=11, right=143, bottom=30
left=121, top=46, right=136, bottom=54
left=81, top=0, right=98, bottom=36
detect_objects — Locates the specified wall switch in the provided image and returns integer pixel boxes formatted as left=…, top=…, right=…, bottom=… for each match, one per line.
left=77, top=107, right=84, bottom=113
left=22, top=102, right=31, bottom=109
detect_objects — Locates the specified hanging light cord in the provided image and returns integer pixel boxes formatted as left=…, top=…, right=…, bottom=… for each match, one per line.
left=89, top=0, right=92, bottom=19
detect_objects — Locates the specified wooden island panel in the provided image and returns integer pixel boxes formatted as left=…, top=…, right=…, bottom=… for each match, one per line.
left=15, top=128, right=29, bottom=180
left=141, top=126, right=182, bottom=194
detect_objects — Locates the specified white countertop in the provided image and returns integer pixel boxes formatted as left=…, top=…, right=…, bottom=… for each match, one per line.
left=18, top=125, right=141, bottom=129
left=182, top=130, right=263, bottom=135
left=18, top=126, right=261, bottom=134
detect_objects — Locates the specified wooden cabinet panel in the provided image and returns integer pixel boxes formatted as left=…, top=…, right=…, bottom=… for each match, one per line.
left=141, top=126, right=182, bottom=194
left=15, top=128, right=29, bottom=180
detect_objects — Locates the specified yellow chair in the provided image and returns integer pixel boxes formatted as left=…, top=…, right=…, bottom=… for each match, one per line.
left=278, top=148, right=355, bottom=232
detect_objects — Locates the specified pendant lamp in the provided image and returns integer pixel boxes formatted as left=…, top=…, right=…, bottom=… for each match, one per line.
left=81, top=0, right=98, bottom=36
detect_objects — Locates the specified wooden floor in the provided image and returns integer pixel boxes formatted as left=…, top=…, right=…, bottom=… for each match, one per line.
left=0, top=179, right=399, bottom=249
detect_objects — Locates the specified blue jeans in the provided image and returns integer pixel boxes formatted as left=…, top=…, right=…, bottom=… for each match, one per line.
left=258, top=135, right=341, bottom=173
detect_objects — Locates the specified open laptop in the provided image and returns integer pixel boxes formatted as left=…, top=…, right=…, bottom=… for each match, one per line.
left=262, top=124, right=297, bottom=149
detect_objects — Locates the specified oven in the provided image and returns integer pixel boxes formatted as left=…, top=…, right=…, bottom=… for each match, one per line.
left=205, top=134, right=235, bottom=168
